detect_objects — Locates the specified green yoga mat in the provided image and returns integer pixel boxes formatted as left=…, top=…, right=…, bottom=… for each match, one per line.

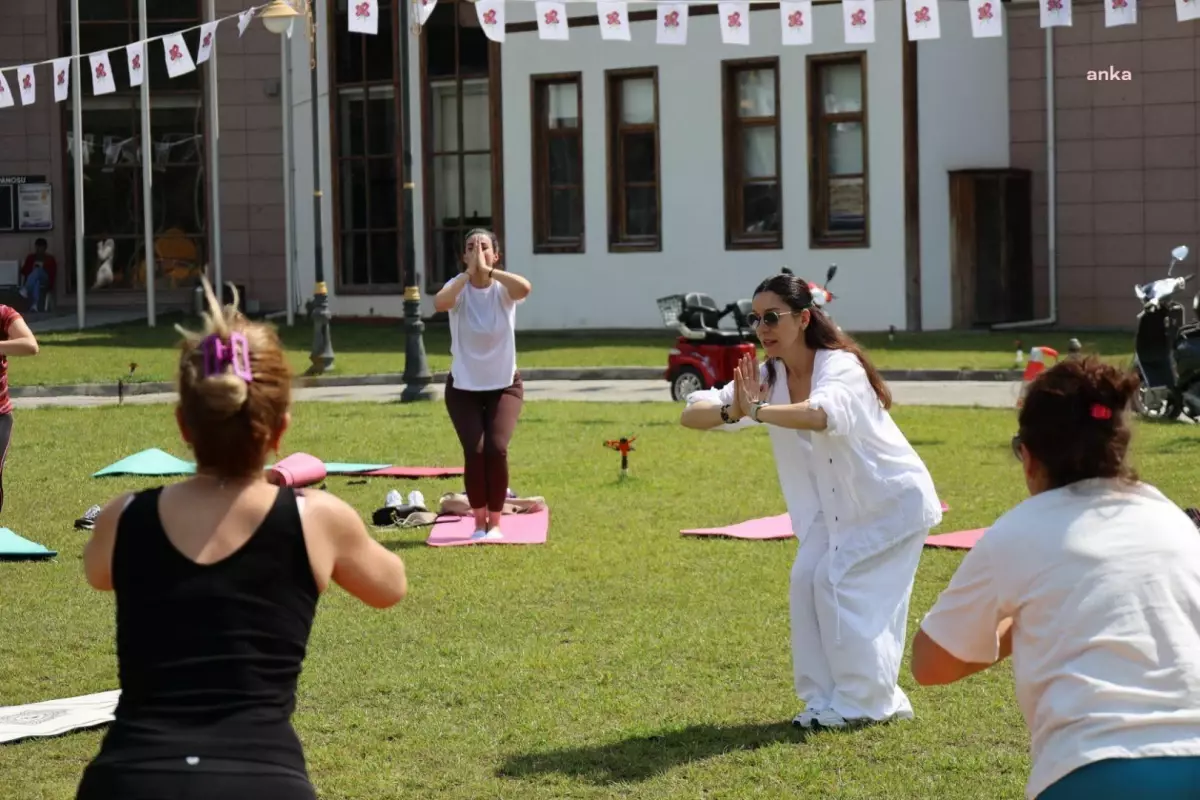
left=95, top=450, right=391, bottom=478
left=0, top=528, right=56, bottom=560
left=93, top=448, right=197, bottom=477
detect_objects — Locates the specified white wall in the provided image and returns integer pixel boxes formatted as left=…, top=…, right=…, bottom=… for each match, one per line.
left=501, top=1, right=906, bottom=332
left=915, top=3, right=1010, bottom=330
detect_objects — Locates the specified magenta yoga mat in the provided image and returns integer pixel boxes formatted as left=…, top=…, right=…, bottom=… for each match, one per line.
left=426, top=509, right=549, bottom=547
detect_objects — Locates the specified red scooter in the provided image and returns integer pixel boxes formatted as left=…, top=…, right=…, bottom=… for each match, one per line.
left=658, top=265, right=838, bottom=401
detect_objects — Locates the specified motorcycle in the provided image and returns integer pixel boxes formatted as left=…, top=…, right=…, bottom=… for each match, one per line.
left=1131, top=245, right=1200, bottom=421
left=656, top=265, right=839, bottom=402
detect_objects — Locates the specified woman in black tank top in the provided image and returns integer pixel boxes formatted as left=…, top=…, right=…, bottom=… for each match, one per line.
left=78, top=280, right=409, bottom=800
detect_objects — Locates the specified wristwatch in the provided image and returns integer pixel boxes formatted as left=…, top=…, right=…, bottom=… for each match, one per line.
left=750, top=401, right=768, bottom=422
left=720, top=404, right=737, bottom=424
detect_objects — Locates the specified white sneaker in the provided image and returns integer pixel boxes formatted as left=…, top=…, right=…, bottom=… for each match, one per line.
left=470, top=529, right=489, bottom=541
left=408, top=490, right=425, bottom=510
left=814, top=710, right=849, bottom=729
left=792, top=709, right=821, bottom=729
left=384, top=490, right=403, bottom=508
left=482, top=528, right=504, bottom=540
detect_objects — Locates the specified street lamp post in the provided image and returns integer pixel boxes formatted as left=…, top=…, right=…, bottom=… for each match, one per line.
left=398, top=0, right=433, bottom=402
left=262, top=0, right=333, bottom=375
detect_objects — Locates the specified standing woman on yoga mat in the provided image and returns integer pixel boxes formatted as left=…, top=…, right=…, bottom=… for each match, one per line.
left=433, top=229, right=532, bottom=541
left=680, top=273, right=942, bottom=730
left=913, top=357, right=1200, bottom=800
left=0, top=303, right=39, bottom=514
left=77, top=279, right=408, bottom=800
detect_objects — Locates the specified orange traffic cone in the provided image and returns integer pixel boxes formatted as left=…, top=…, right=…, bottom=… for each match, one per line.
left=1017, top=346, right=1059, bottom=407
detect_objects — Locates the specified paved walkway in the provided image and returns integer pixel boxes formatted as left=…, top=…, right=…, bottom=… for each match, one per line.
left=12, top=380, right=1022, bottom=410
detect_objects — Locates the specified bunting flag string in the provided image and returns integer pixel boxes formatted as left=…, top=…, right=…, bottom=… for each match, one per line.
left=0, top=4, right=264, bottom=112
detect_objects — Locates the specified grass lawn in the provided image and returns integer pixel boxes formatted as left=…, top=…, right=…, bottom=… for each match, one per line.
left=17, top=312, right=1136, bottom=386
left=3, top=400, right=1197, bottom=798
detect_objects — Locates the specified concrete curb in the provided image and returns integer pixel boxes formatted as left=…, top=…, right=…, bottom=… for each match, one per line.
left=9, top=367, right=1023, bottom=399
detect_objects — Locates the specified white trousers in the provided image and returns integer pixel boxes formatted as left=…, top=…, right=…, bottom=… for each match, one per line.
left=789, top=517, right=927, bottom=721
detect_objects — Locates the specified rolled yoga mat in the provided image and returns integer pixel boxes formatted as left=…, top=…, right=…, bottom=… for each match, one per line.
left=267, top=452, right=327, bottom=488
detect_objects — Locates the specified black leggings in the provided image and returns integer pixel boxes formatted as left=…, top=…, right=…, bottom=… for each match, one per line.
left=444, top=374, right=524, bottom=512
left=0, top=412, right=12, bottom=514
left=77, top=758, right=317, bottom=800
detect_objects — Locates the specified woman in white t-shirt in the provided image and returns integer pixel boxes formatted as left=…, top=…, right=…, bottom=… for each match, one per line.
left=913, top=357, right=1200, bottom=799
left=433, top=229, right=532, bottom=541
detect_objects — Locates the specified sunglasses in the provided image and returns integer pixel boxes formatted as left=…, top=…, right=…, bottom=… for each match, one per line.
left=746, top=310, right=800, bottom=330
left=1011, top=434, right=1024, bottom=461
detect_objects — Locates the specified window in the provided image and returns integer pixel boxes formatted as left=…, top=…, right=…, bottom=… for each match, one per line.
left=809, top=54, right=868, bottom=247
left=421, top=0, right=503, bottom=292
left=331, top=0, right=403, bottom=292
left=606, top=69, right=660, bottom=252
left=531, top=74, right=584, bottom=253
left=722, top=59, right=781, bottom=250
left=59, top=0, right=208, bottom=294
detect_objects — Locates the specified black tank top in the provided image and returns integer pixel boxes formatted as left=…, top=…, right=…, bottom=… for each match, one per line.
left=92, top=485, right=320, bottom=772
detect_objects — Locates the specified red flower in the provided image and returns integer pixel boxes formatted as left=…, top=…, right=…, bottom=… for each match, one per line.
left=664, top=10, right=680, bottom=26
left=978, top=1, right=993, bottom=19
left=96, top=63, right=107, bottom=79
left=545, top=8, right=559, bottom=23
left=851, top=8, right=867, bottom=25
left=355, top=1, right=370, bottom=17
left=727, top=11, right=741, bottom=27
left=1047, top=0, right=1062, bottom=11
left=607, top=10, right=621, bottom=25
left=22, top=74, right=30, bottom=90
left=483, top=8, right=497, bottom=24
left=170, top=44, right=182, bottom=61
left=914, top=6, right=931, bottom=23
left=57, top=71, right=65, bottom=85
left=203, top=32, right=212, bottom=47
left=788, top=10, right=803, bottom=26
left=132, top=54, right=141, bottom=71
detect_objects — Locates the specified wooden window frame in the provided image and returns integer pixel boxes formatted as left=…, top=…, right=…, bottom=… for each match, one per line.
left=530, top=72, right=585, bottom=254
left=807, top=52, right=870, bottom=249
left=605, top=67, right=661, bottom=253
left=327, top=0, right=406, bottom=295
left=721, top=57, right=782, bottom=251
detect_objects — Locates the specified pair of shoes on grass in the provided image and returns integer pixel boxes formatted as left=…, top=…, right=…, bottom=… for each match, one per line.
left=792, top=707, right=913, bottom=730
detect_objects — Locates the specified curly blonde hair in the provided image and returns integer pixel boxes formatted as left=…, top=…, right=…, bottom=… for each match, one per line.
left=175, top=278, right=292, bottom=478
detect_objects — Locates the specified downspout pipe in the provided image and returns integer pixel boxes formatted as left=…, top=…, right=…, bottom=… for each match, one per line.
left=993, top=24, right=1058, bottom=330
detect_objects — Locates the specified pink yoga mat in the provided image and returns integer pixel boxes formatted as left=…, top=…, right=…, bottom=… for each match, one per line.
left=681, top=514, right=795, bottom=541
left=267, top=452, right=327, bottom=488
left=426, top=509, right=550, bottom=547
left=924, top=528, right=985, bottom=549
left=363, top=466, right=465, bottom=479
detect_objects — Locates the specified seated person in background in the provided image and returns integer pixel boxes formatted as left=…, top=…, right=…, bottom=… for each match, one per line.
left=911, top=356, right=1200, bottom=800
left=20, top=238, right=56, bottom=312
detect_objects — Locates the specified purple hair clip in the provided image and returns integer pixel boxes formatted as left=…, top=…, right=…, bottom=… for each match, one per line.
left=201, top=332, right=252, bottom=382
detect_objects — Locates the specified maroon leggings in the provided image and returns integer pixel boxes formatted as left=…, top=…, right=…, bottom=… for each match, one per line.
left=444, top=373, right=524, bottom=512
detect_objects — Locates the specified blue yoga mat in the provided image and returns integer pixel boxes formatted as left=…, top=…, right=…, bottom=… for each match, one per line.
left=0, top=528, right=56, bottom=560
left=93, top=448, right=196, bottom=477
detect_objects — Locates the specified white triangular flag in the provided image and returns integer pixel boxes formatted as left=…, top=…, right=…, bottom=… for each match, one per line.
left=843, top=0, right=875, bottom=43
left=162, top=34, right=197, bottom=78
left=89, top=51, right=117, bottom=96
left=656, top=3, right=688, bottom=44
left=905, top=0, right=940, bottom=39
left=780, top=1, right=813, bottom=45
left=476, top=0, right=505, bottom=41
left=418, top=0, right=438, bottom=26
left=1176, top=0, right=1200, bottom=22
left=197, top=21, right=219, bottom=63
left=1040, top=0, right=1071, bottom=27
left=17, top=65, right=35, bottom=106
left=0, top=72, right=13, bottom=110
left=719, top=2, right=750, bottom=44
left=968, top=0, right=1003, bottom=36
left=597, top=2, right=631, bottom=41
left=349, top=0, right=379, bottom=34
left=536, top=1, right=569, bottom=40
left=238, top=8, right=255, bottom=36
left=1106, top=0, right=1136, bottom=25
left=52, top=58, right=70, bottom=102
left=126, top=42, right=145, bottom=88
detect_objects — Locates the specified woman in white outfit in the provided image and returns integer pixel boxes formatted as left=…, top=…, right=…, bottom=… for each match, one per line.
left=681, top=273, right=942, bottom=730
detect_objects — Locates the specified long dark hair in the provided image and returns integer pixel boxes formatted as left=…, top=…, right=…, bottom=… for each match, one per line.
left=754, top=274, right=892, bottom=410
left=1018, top=356, right=1139, bottom=490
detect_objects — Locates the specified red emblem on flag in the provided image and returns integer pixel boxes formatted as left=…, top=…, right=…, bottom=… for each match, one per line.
left=132, top=54, right=141, bottom=71
left=977, top=1, right=993, bottom=19
left=727, top=10, right=741, bottom=27
left=203, top=32, right=212, bottom=48
left=544, top=8, right=560, bottom=24
left=606, top=10, right=621, bottom=25
left=483, top=8, right=497, bottom=24
left=914, top=6, right=931, bottom=23
left=22, top=74, right=31, bottom=90
left=57, top=70, right=65, bottom=85
left=355, top=1, right=370, bottom=17
left=1111, top=0, right=1127, bottom=8
left=851, top=8, right=867, bottom=25
left=664, top=9, right=680, bottom=26
left=1046, top=0, right=1062, bottom=10
left=96, top=63, right=108, bottom=79
left=788, top=10, right=804, bottom=26
left=170, top=44, right=183, bottom=61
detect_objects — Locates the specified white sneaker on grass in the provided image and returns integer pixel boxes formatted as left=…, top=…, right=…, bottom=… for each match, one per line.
left=814, top=710, right=850, bottom=730
left=792, top=709, right=822, bottom=729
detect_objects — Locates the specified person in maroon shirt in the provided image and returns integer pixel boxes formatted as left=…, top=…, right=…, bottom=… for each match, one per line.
left=0, top=304, right=40, bottom=512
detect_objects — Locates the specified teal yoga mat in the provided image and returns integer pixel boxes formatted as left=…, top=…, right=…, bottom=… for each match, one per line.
left=93, top=448, right=196, bottom=477
left=0, top=528, right=56, bottom=560
left=322, top=463, right=392, bottom=474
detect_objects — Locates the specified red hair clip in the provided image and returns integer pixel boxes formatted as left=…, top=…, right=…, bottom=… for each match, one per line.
left=1090, top=404, right=1112, bottom=420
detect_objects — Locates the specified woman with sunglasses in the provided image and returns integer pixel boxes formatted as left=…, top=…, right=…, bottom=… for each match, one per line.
left=912, top=357, right=1200, bottom=800
left=681, top=273, right=942, bottom=731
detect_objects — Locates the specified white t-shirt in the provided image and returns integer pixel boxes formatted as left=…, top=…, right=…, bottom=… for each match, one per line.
left=920, top=478, right=1200, bottom=799
left=445, top=277, right=522, bottom=391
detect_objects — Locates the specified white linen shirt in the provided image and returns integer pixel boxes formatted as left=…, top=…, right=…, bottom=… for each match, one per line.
left=688, top=349, right=942, bottom=585
left=445, top=277, right=522, bottom=392
left=920, top=478, right=1200, bottom=799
